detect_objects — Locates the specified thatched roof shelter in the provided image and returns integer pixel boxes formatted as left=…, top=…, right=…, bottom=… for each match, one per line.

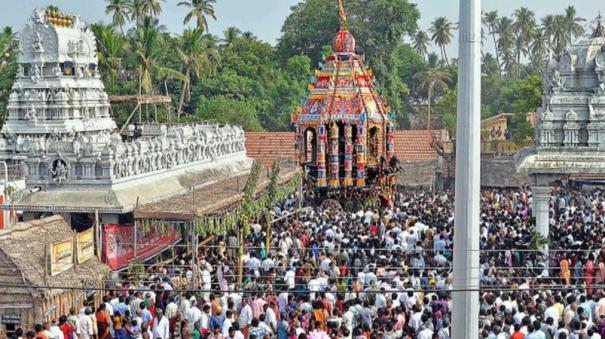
left=134, top=163, right=301, bottom=221
left=0, top=216, right=109, bottom=329
left=0, top=216, right=109, bottom=298
left=109, top=95, right=171, bottom=105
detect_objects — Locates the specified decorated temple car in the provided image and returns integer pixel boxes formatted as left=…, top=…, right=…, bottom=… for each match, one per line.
left=291, top=0, right=399, bottom=203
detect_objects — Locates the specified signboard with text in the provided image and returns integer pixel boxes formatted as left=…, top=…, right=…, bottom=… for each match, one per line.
left=49, top=239, right=74, bottom=276
left=1, top=314, right=21, bottom=325
left=76, top=228, right=94, bottom=264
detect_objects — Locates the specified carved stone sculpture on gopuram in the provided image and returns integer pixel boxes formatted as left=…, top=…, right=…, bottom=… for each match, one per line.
left=0, top=8, right=250, bottom=207
left=536, top=15, right=605, bottom=148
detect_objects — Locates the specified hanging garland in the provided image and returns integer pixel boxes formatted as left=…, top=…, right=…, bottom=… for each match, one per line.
left=190, top=165, right=301, bottom=238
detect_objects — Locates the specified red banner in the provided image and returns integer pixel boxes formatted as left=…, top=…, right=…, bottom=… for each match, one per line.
left=102, top=223, right=179, bottom=270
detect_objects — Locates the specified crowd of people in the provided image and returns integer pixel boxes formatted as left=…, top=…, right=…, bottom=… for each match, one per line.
left=13, top=186, right=605, bottom=339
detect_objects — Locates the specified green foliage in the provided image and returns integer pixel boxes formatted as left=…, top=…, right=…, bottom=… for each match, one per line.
left=194, top=95, right=263, bottom=131
left=434, top=89, right=457, bottom=133
left=191, top=168, right=302, bottom=239
left=277, top=0, right=419, bottom=127
left=267, top=160, right=281, bottom=203
left=127, top=262, right=145, bottom=284
left=191, top=36, right=311, bottom=130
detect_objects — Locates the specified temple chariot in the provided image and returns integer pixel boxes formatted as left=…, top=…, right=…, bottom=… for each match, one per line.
left=291, top=0, right=400, bottom=206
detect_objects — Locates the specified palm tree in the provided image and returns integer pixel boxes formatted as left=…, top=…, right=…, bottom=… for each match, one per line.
left=513, top=7, right=536, bottom=63
left=129, top=0, right=146, bottom=24
left=141, top=0, right=164, bottom=17
left=412, top=31, right=430, bottom=59
left=134, top=17, right=186, bottom=122
left=429, top=17, right=454, bottom=66
left=481, top=53, right=499, bottom=75
left=530, top=28, right=547, bottom=68
left=242, top=31, right=257, bottom=41
left=222, top=26, right=241, bottom=48
left=176, top=28, right=220, bottom=119
left=541, top=15, right=556, bottom=58
left=90, top=24, right=126, bottom=84
left=413, top=68, right=450, bottom=130
left=178, top=0, right=217, bottom=32
left=551, top=15, right=569, bottom=57
left=497, top=17, right=515, bottom=74
left=564, top=6, right=585, bottom=45
left=105, top=0, right=130, bottom=33
left=483, top=11, right=501, bottom=73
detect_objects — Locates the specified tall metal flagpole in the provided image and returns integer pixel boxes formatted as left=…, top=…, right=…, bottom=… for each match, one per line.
left=452, top=0, right=481, bottom=338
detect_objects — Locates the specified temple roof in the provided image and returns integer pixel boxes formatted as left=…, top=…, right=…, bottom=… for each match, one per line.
left=292, top=0, right=391, bottom=125
left=19, top=8, right=98, bottom=65
left=245, top=130, right=441, bottom=167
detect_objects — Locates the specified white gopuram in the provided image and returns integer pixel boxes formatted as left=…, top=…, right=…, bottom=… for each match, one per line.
left=0, top=9, right=252, bottom=225
left=452, top=0, right=481, bottom=338
left=516, top=16, right=605, bottom=241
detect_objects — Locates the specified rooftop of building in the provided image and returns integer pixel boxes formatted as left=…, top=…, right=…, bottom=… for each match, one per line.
left=245, top=130, right=442, bottom=168
left=0, top=215, right=109, bottom=297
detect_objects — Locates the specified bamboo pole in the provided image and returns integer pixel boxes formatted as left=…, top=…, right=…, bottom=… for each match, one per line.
left=237, top=226, right=243, bottom=289
left=95, top=210, right=100, bottom=256
left=265, top=213, right=271, bottom=255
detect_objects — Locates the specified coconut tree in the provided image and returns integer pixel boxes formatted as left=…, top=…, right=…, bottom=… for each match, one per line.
left=541, top=15, right=556, bottom=58
left=551, top=14, right=569, bottom=57
left=177, top=0, right=217, bottom=32
left=105, top=0, right=130, bottom=33
left=134, top=17, right=186, bottom=121
left=90, top=24, right=126, bottom=84
left=530, top=28, right=547, bottom=68
left=128, top=0, right=146, bottom=25
left=564, top=5, right=585, bottom=45
left=483, top=11, right=501, bottom=74
left=429, top=17, right=454, bottom=66
left=222, top=26, right=241, bottom=48
left=513, top=7, right=536, bottom=63
left=141, top=0, right=164, bottom=18
left=497, top=17, right=515, bottom=74
left=412, top=30, right=430, bottom=59
left=242, top=31, right=257, bottom=41
left=176, top=28, right=220, bottom=120
left=413, top=68, right=450, bottom=130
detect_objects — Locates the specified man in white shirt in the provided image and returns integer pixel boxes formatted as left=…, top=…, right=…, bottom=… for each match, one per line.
left=77, top=308, right=94, bottom=339
left=222, top=310, right=234, bottom=337
left=285, top=269, right=296, bottom=290
left=418, top=326, right=434, bottom=339
left=153, top=309, right=170, bottom=339
left=409, top=306, right=424, bottom=332
left=185, top=300, right=202, bottom=332
left=264, top=303, right=277, bottom=333
left=544, top=300, right=560, bottom=326
left=49, top=319, right=64, bottom=339
left=239, top=297, right=253, bottom=335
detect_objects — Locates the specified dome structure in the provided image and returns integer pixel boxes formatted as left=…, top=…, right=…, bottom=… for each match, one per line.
left=292, top=0, right=395, bottom=190
left=332, top=29, right=356, bottom=54
left=534, top=15, right=605, bottom=149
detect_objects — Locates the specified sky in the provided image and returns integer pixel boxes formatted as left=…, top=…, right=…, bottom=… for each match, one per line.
left=1, top=0, right=603, bottom=55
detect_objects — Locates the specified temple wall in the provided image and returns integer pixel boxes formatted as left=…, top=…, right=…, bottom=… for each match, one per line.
left=398, top=160, right=439, bottom=188
left=481, top=155, right=531, bottom=188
